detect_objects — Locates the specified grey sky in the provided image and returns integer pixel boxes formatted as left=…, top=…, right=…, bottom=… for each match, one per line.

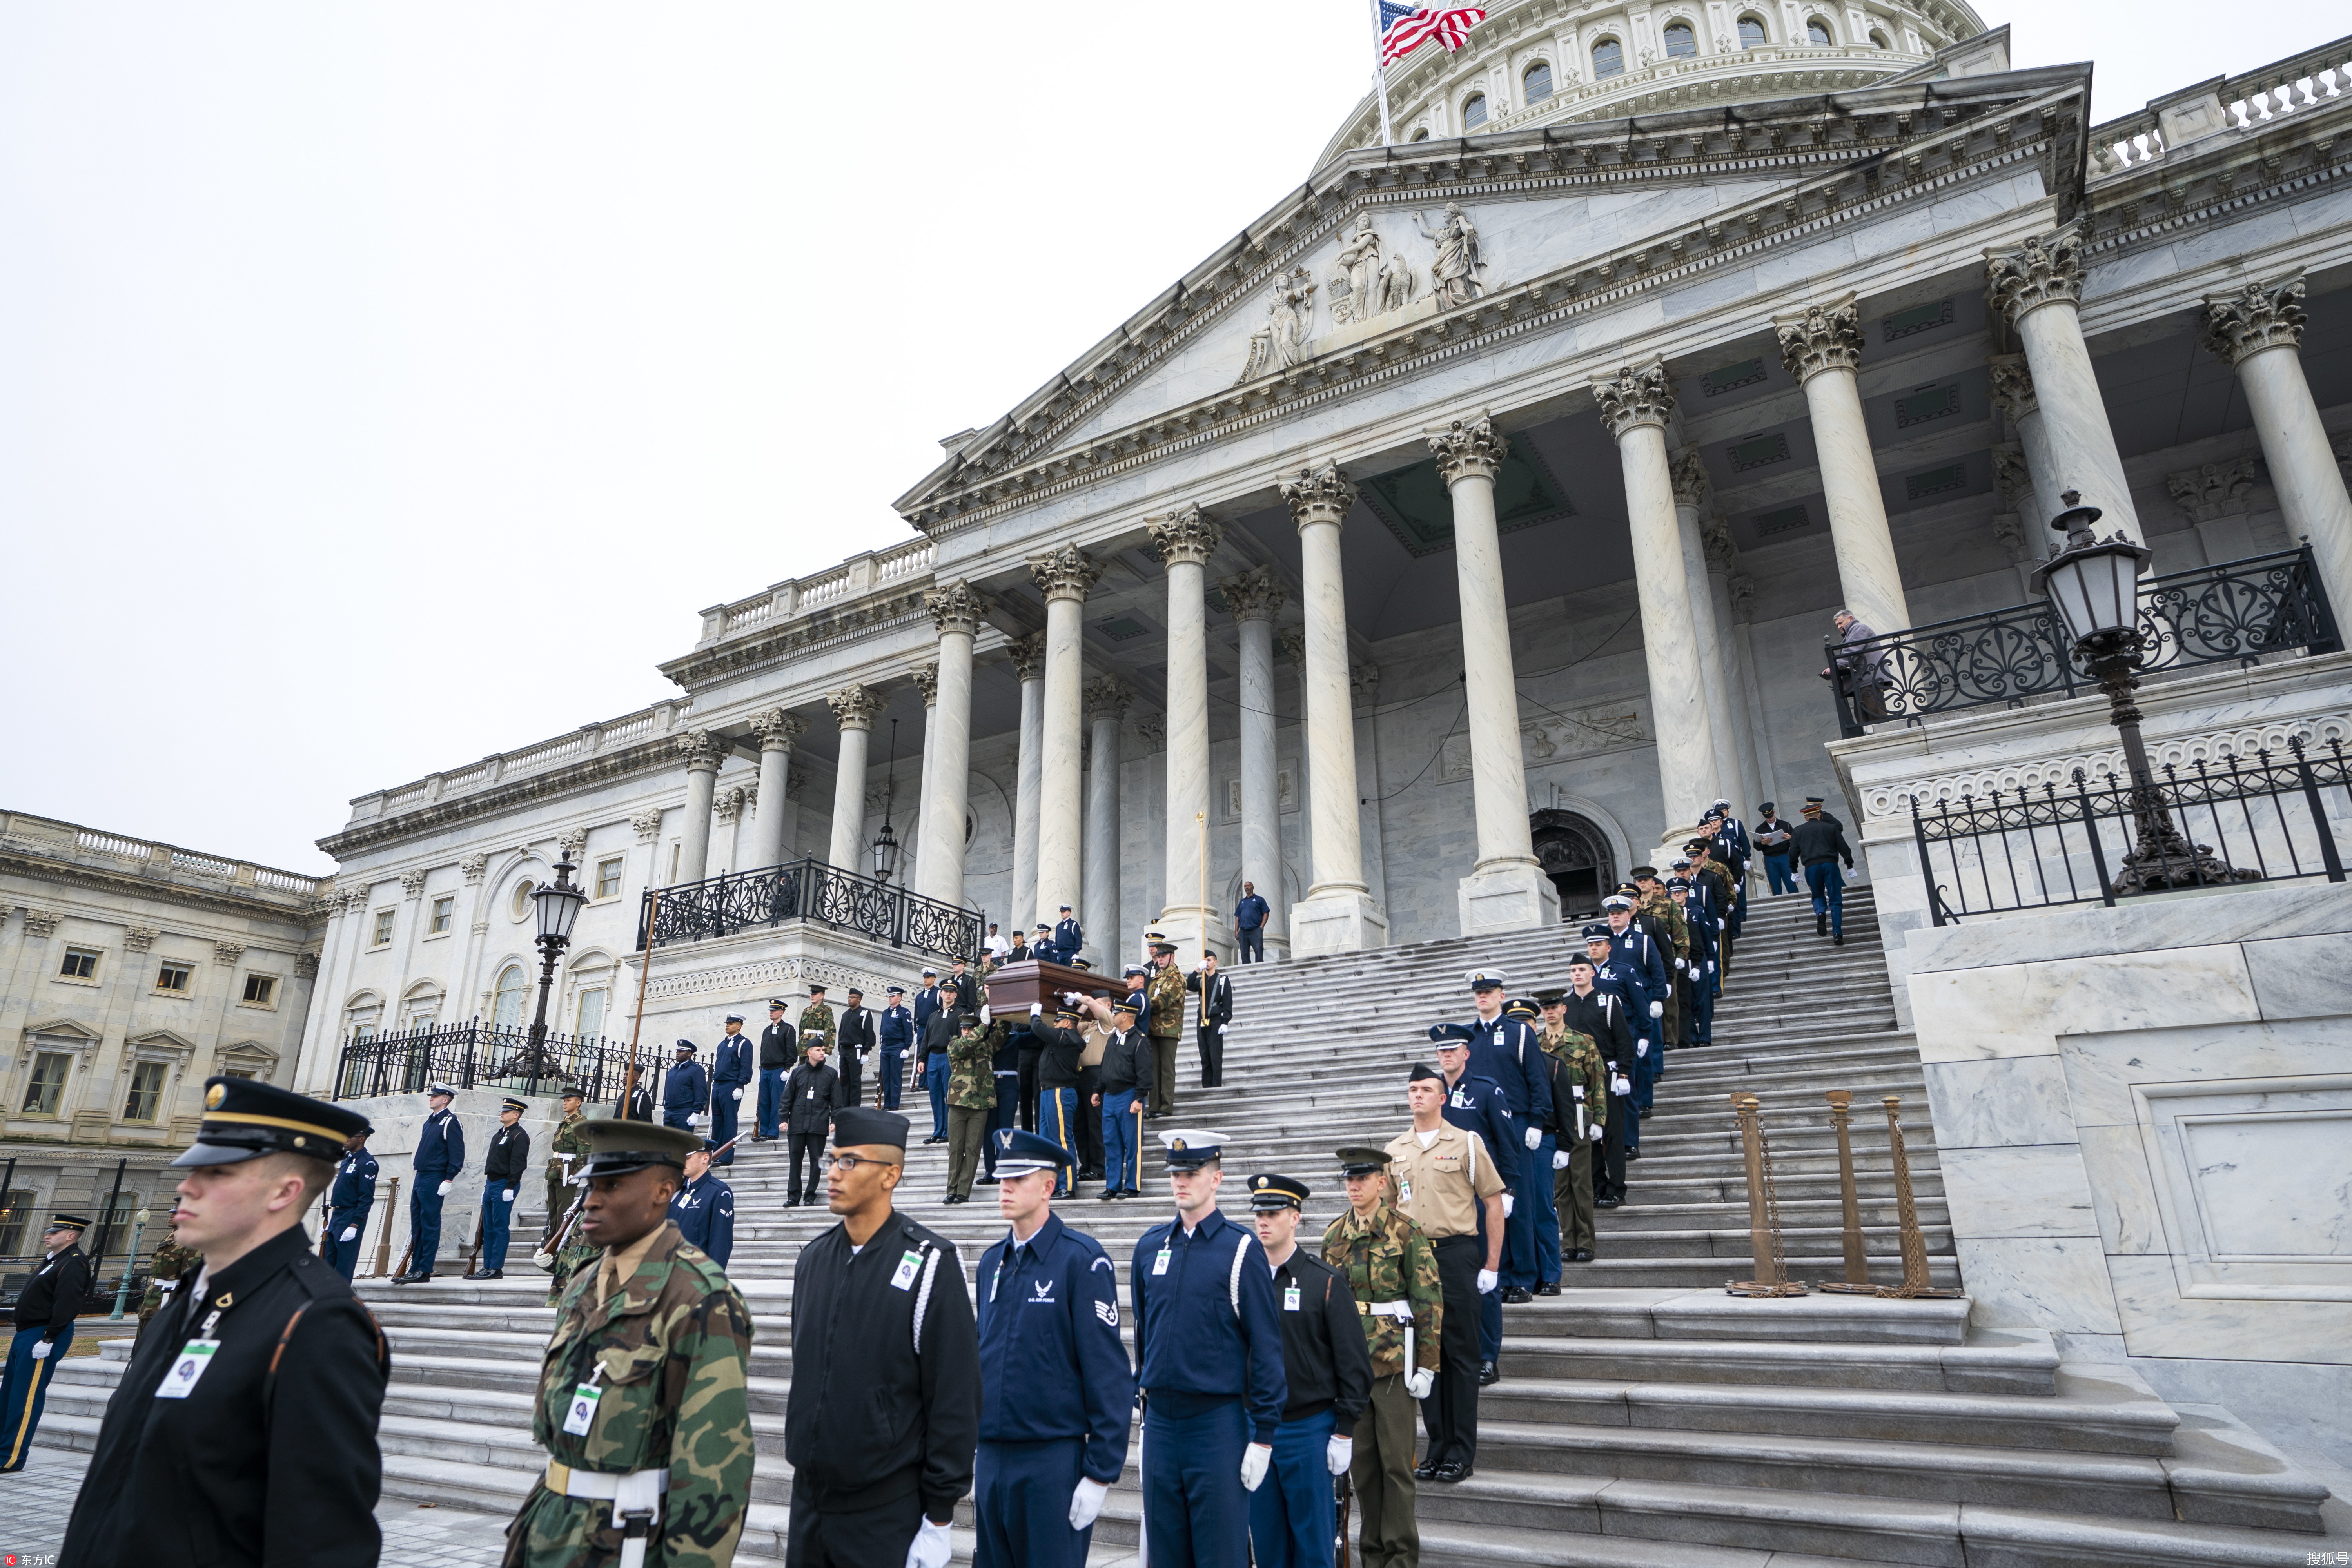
left=3, top=2, right=2338, bottom=872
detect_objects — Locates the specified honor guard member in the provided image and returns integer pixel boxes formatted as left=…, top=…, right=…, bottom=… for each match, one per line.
left=396, top=1082, right=466, bottom=1283
left=1427, top=971, right=1551, bottom=1307
left=1686, top=836, right=1739, bottom=967
left=1322, top=1147, right=1441, bottom=1568
left=710, top=1013, right=753, bottom=1165
left=799, top=985, right=836, bottom=1062
left=835, top=989, right=874, bottom=1108
left=1052, top=904, right=1085, bottom=965
left=1185, top=951, right=1235, bottom=1089
left=1027, top=999, right=1091, bottom=1197
left=668, top=1139, right=737, bottom=1270
left=757, top=999, right=797, bottom=1137
left=1603, top=896, right=1670, bottom=1129
left=59, top=1078, right=390, bottom=1564
left=1536, top=992, right=1608, bottom=1269
left=471, top=1096, right=532, bottom=1280
left=971, top=1129, right=1133, bottom=1568
left=319, top=1126, right=378, bottom=1281
left=616, top=1067, right=654, bottom=1123
left=877, top=985, right=915, bottom=1111
left=1131, top=1130, right=1287, bottom=1568
left=1245, top=1174, right=1371, bottom=1568
left=786, top=1107, right=981, bottom=1568
left=1, top=1211, right=90, bottom=1470
left=545, top=1090, right=590, bottom=1239
left=505, top=1116, right=754, bottom=1568
left=662, top=1040, right=710, bottom=1136
left=1143, top=942, right=1189, bottom=1118
left=944, top=1007, right=1006, bottom=1205
left=1428, top=1034, right=1518, bottom=1383
left=1562, top=948, right=1638, bottom=1208
left=1087, top=993, right=1152, bottom=1199
left=1670, top=877, right=1720, bottom=1045
left=1030, top=922, right=1058, bottom=964
left=137, top=1228, right=201, bottom=1334
left=977, top=1001, right=1025, bottom=1185
left=1385, top=1065, right=1504, bottom=1484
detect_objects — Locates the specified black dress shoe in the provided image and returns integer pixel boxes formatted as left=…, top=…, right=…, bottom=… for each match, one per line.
left=392, top=1272, right=432, bottom=1284
left=1099, top=1188, right=1120, bottom=1201
left=1595, top=1197, right=1621, bottom=1209
left=1477, top=1359, right=1500, bottom=1386
left=1574, top=1248, right=1595, bottom=1262
left=1833, top=932, right=1845, bottom=946
left=463, top=1269, right=503, bottom=1281
left=1433, top=1461, right=1471, bottom=1483
left=975, top=1175, right=1000, bottom=1185
left=1412, top=1459, right=1440, bottom=1480
left=1816, top=914, right=1829, bottom=936
left=944, top=1193, right=965, bottom=1205
left=1500, top=1286, right=1532, bottom=1304
left=1624, top=1148, right=1640, bottom=1161
left=1534, top=1281, right=1561, bottom=1296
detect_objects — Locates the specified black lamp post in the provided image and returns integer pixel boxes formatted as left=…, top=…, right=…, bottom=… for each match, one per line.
left=2033, top=492, right=2249, bottom=894
left=503, top=858, right=588, bottom=1088
left=871, top=718, right=901, bottom=884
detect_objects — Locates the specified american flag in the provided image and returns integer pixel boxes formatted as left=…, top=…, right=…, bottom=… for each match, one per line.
left=1378, top=3, right=1486, bottom=64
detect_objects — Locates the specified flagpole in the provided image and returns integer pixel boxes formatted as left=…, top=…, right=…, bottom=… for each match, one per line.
left=1367, top=0, right=1395, bottom=145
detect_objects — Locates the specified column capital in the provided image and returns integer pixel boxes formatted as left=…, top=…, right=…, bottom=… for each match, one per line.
left=2165, top=455, right=2263, bottom=524
left=1592, top=362, right=1676, bottom=438
left=2199, top=275, right=2307, bottom=365
left=676, top=727, right=724, bottom=771
left=1083, top=675, right=1134, bottom=722
left=1008, top=630, right=1047, bottom=682
left=1350, top=661, right=1381, bottom=707
left=1985, top=229, right=2085, bottom=326
left=1988, top=353, right=2038, bottom=421
left=1028, top=543, right=1104, bottom=603
left=213, top=939, right=244, bottom=965
left=629, top=809, right=664, bottom=843
left=1148, top=505, right=1224, bottom=568
left=1670, top=446, right=1712, bottom=511
left=1775, top=297, right=1864, bottom=383
left=1428, top=414, right=1509, bottom=485
left=460, top=852, right=489, bottom=882
left=1218, top=565, right=1286, bottom=623
left=1727, top=569, right=1758, bottom=623
left=750, top=707, right=808, bottom=751
left=123, top=925, right=160, bottom=952
left=1279, top=461, right=1359, bottom=530
left=1275, top=627, right=1308, bottom=665
left=1702, top=517, right=1739, bottom=575
left=826, top=683, right=884, bottom=732
left=1993, top=444, right=2034, bottom=514
left=910, top=661, right=940, bottom=706
left=713, top=788, right=744, bottom=824
left=924, top=578, right=990, bottom=636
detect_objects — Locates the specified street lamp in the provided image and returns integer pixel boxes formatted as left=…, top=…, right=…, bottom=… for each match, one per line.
left=502, top=858, right=588, bottom=1088
left=2032, top=492, right=2249, bottom=893
left=871, top=718, right=901, bottom=884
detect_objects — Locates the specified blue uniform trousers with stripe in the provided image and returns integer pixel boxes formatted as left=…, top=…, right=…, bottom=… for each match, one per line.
left=1247, top=1408, right=1336, bottom=1568
left=479, top=1183, right=515, bottom=1270
left=975, top=1436, right=1091, bottom=1568
left=1101, top=1088, right=1144, bottom=1193
left=1041, top=1086, right=1080, bottom=1197
left=1144, top=1395, right=1251, bottom=1568
left=409, top=1180, right=448, bottom=1274
left=0, top=1324, right=72, bottom=1471
left=926, top=1051, right=950, bottom=1137
left=757, top=1067, right=786, bottom=1137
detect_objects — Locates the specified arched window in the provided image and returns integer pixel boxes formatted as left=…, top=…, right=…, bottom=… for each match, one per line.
left=1869, top=28, right=1890, bottom=47
left=1662, top=22, right=1697, bottom=57
left=1410, top=126, right=1430, bottom=141
left=492, top=964, right=528, bottom=1031
left=1523, top=60, right=1553, bottom=102
left=1738, top=14, right=1768, bottom=47
left=1807, top=17, right=1834, bottom=44
left=1592, top=37, right=1624, bottom=78
left=1462, top=93, right=1487, bottom=128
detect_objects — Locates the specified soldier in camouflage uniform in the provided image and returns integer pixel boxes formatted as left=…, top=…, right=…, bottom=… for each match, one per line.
left=1537, top=993, right=1608, bottom=1265
left=942, top=1008, right=1005, bottom=1203
left=504, top=1117, right=754, bottom=1568
left=1143, top=942, right=1188, bottom=1117
left=797, top=987, right=836, bottom=1065
left=1322, top=1145, right=1443, bottom=1568
left=540, top=1090, right=599, bottom=1305
left=1633, top=867, right=1692, bottom=1048
left=135, top=1230, right=201, bottom=1336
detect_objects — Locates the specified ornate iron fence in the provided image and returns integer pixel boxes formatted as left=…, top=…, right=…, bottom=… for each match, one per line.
left=636, top=857, right=985, bottom=964
left=1910, top=735, right=2350, bottom=924
left=1829, top=546, right=2340, bottom=736
left=332, top=1020, right=638, bottom=1103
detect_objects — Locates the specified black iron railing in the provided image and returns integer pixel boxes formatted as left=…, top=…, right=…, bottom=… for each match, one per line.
left=1829, top=546, right=2341, bottom=736
left=1911, top=735, right=2350, bottom=924
left=636, top=857, right=985, bottom=963
left=333, top=1020, right=636, bottom=1103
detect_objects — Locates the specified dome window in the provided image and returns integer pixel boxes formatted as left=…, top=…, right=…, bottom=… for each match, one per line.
left=1807, top=17, right=1834, bottom=44
left=1737, top=15, right=1768, bottom=47
left=1663, top=22, right=1697, bottom=58
left=1524, top=60, right=1553, bottom=102
left=1463, top=92, right=1488, bottom=128
left=1869, top=28, right=1891, bottom=47
left=1592, top=37, right=1625, bottom=78
left=1411, top=126, right=1431, bottom=140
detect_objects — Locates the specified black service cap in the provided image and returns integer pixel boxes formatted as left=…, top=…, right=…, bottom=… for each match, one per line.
left=831, top=1106, right=911, bottom=1156
left=171, top=1077, right=372, bottom=1169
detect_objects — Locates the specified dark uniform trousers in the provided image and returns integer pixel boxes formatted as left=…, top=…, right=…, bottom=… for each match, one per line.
left=1422, top=1234, right=1482, bottom=1468
left=975, top=1436, right=1091, bottom=1568
left=1352, top=1376, right=1420, bottom=1568
left=982, top=1071, right=1020, bottom=1178
left=1598, top=1087, right=1632, bottom=1203
left=321, top=1208, right=371, bottom=1280
left=1144, top=1394, right=1252, bottom=1568
left=1556, top=1136, right=1599, bottom=1254
left=1196, top=1025, right=1224, bottom=1089
left=786, top=1480, right=924, bottom=1568
left=1149, top=1032, right=1181, bottom=1115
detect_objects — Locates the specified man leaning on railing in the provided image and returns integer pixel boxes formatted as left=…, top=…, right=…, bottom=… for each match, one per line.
left=1821, top=608, right=1889, bottom=723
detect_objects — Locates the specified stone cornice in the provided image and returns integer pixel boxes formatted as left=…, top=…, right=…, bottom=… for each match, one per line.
left=4, top=851, right=329, bottom=931
left=657, top=591, right=931, bottom=694
left=318, top=735, right=684, bottom=860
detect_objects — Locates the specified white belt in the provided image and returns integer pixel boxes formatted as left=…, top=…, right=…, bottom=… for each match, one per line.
left=1360, top=1298, right=1412, bottom=1318
left=548, top=1462, right=668, bottom=1568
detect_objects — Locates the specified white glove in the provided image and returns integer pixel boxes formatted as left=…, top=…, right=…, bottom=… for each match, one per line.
left=1611, top=1075, right=1632, bottom=1096
left=1327, top=1435, right=1353, bottom=1475
left=1240, top=1443, right=1272, bottom=1492
left=437, top=1180, right=453, bottom=1198
left=1553, top=1149, right=1571, bottom=1170
left=1404, top=1367, right=1434, bottom=1400
left=339, top=1225, right=359, bottom=1241
left=1501, top=1193, right=1514, bottom=1218
left=1218, top=1023, right=1227, bottom=1036
left=1477, top=1269, right=1499, bottom=1294
left=502, top=1189, right=515, bottom=1202
left=1030, top=1002, right=1044, bottom=1017
left=30, top=1339, right=53, bottom=1360
left=1590, top=1123, right=1605, bottom=1143
left=979, top=1004, right=993, bottom=1024
left=733, top=1087, right=744, bottom=1101
left=1648, top=1000, right=1664, bottom=1019
left=1708, top=961, right=1717, bottom=973
left=1636, top=1040, right=1648, bottom=1058
left=906, top=1517, right=952, bottom=1568
left=1069, top=1477, right=1109, bottom=1531
left=687, top=1114, right=700, bottom=1129
left=1524, top=1126, right=1541, bottom=1151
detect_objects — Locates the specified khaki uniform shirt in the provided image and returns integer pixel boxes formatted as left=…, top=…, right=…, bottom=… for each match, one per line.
left=1078, top=1022, right=1111, bottom=1070
left=1382, top=1122, right=1504, bottom=1240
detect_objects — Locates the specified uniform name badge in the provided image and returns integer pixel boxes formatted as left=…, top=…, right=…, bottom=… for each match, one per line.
left=154, top=1339, right=221, bottom=1399
left=1152, top=1246, right=1171, bottom=1276
left=561, top=1381, right=604, bottom=1436
left=891, top=1249, right=924, bottom=1291
left=1397, top=1177, right=1413, bottom=1203
left=1283, top=1285, right=1301, bottom=1312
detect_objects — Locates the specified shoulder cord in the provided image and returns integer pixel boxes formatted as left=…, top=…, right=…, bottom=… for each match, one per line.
left=1227, top=1232, right=1248, bottom=1317
left=911, top=1242, right=944, bottom=1354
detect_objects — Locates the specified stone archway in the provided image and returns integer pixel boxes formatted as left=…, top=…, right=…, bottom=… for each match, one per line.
left=1530, top=809, right=1614, bottom=921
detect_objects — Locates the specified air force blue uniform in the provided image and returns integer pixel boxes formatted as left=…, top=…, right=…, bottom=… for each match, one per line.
left=408, top=1105, right=464, bottom=1276
left=663, top=1054, right=710, bottom=1134
left=975, top=1206, right=1133, bottom=1568
left=1132, top=1206, right=1287, bottom=1568
left=668, top=1169, right=736, bottom=1269
left=320, top=1145, right=378, bottom=1279
left=878, top=1000, right=915, bottom=1110
left=1051, top=917, right=1084, bottom=964
left=1430, top=1014, right=1550, bottom=1294
left=710, top=1030, right=753, bottom=1163
left=1610, top=925, right=1671, bottom=1111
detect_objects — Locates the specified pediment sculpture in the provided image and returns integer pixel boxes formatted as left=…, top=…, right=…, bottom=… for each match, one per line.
left=1325, top=214, right=1421, bottom=326
left=1237, top=266, right=1319, bottom=384
left=1417, top=202, right=1486, bottom=308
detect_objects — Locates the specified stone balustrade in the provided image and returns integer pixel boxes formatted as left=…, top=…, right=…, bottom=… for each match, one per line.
left=700, top=538, right=938, bottom=643
left=2089, top=37, right=2352, bottom=174
left=2, top=810, right=332, bottom=902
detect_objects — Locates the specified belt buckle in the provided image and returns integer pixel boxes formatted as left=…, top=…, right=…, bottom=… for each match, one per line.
left=547, top=1459, right=572, bottom=1494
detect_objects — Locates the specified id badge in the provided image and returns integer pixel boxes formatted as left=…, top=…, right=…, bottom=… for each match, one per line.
left=154, top=1339, right=221, bottom=1399
left=891, top=1249, right=924, bottom=1291
left=1152, top=1247, right=1172, bottom=1276
left=1283, top=1285, right=1301, bottom=1312
left=561, top=1382, right=603, bottom=1437
left=1397, top=1177, right=1413, bottom=1203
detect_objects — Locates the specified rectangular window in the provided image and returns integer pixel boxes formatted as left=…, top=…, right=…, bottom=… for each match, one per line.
left=372, top=909, right=396, bottom=947
left=577, top=987, right=608, bottom=1042
left=1894, top=383, right=1961, bottom=428
left=1753, top=503, right=1812, bottom=535
left=596, top=857, right=625, bottom=900
left=243, top=974, right=278, bottom=1006
left=1728, top=432, right=1791, bottom=472
left=1702, top=358, right=1767, bottom=396
left=430, top=895, right=455, bottom=935
left=59, top=948, right=99, bottom=980
left=22, top=1051, right=72, bottom=1114
left=1905, top=463, right=1969, bottom=500
left=0, top=1189, right=35, bottom=1255
left=156, top=962, right=193, bottom=993
left=123, top=1061, right=169, bottom=1122
left=1882, top=298, right=1954, bottom=341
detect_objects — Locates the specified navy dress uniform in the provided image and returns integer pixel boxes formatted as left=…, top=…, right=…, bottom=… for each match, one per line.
left=668, top=1142, right=738, bottom=1269
left=1052, top=907, right=1085, bottom=965
left=1, top=1211, right=90, bottom=1471
left=710, top=1016, right=753, bottom=1165
left=662, top=1041, right=710, bottom=1135
left=320, top=1138, right=378, bottom=1281
left=878, top=986, right=915, bottom=1110
left=973, top=1130, right=1133, bottom=1568
left=1428, top=970, right=1551, bottom=1303
left=1131, top=1131, right=1287, bottom=1568
left=1245, top=1174, right=1372, bottom=1568
left=400, top=1084, right=465, bottom=1282
left=472, top=1096, right=531, bottom=1278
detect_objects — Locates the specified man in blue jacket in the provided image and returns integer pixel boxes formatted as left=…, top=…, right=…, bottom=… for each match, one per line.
left=878, top=984, right=915, bottom=1110
left=710, top=1013, right=753, bottom=1167
left=319, top=1127, right=378, bottom=1280
left=1232, top=881, right=1271, bottom=964
left=1428, top=971, right=1550, bottom=1307
left=1604, top=895, right=1671, bottom=1119
left=662, top=1040, right=710, bottom=1136
left=973, top=1129, right=1131, bottom=1568
left=668, top=1138, right=737, bottom=1269
left=1132, top=1129, right=1286, bottom=1568
left=394, top=1083, right=464, bottom=1283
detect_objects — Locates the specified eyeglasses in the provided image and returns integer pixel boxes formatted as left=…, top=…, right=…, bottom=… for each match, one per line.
left=820, top=1154, right=891, bottom=1176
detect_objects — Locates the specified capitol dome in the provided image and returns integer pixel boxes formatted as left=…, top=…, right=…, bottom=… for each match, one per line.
left=1317, top=0, right=1989, bottom=169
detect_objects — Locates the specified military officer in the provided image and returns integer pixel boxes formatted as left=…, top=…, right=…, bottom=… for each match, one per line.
left=1630, top=867, right=1690, bottom=1050
left=756, top=999, right=796, bottom=1137
left=1686, top=837, right=1737, bottom=973
left=1, top=1211, right=90, bottom=1470
left=470, top=1095, right=532, bottom=1280
left=505, top=1116, right=754, bottom=1568
left=798, top=985, right=836, bottom=1063
left=944, top=1006, right=1007, bottom=1204
left=977, top=1003, right=1024, bottom=1185
left=1131, top=1129, right=1286, bottom=1568
left=544, top=1089, right=591, bottom=1241
left=59, top=1078, right=390, bottom=1563
left=1246, top=1173, right=1371, bottom=1568
left=661, top=1040, right=709, bottom=1136
left=1028, top=1000, right=1091, bottom=1197
left=1561, top=949, right=1638, bottom=1208
left=319, top=1126, right=379, bottom=1281
left=709, top=1013, right=753, bottom=1165
left=1385, top=1065, right=1504, bottom=1484
left=972, top=1128, right=1132, bottom=1568
left=136, top=1227, right=201, bottom=1334
left=1322, top=1147, right=1441, bottom=1568
left=782, top=1043, right=844, bottom=1207
left=1670, top=876, right=1720, bottom=1046
left=396, top=1082, right=465, bottom=1283
left=877, top=984, right=915, bottom=1111
left=835, top=988, right=874, bottom=1108
left=1536, top=991, right=1608, bottom=1269
left=786, top=1107, right=981, bottom=1568
left=1185, top=951, right=1235, bottom=1089
left=1085, top=993, right=1152, bottom=1199
left=1427, top=970, right=1550, bottom=1307
left=1051, top=904, right=1085, bottom=965
left=668, top=1138, right=737, bottom=1269
left=1604, top=895, right=1671, bottom=1131
left=1144, top=941, right=1189, bottom=1118
left=615, top=1066, right=654, bottom=1123
left=1429, top=1034, right=1517, bottom=1383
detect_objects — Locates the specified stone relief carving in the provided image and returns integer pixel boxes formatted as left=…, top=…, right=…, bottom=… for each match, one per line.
left=460, top=852, right=490, bottom=882
left=1442, top=702, right=1649, bottom=780
left=787, top=767, right=809, bottom=801
left=124, top=926, right=160, bottom=952
left=628, top=811, right=663, bottom=843
left=2165, top=456, right=2265, bottom=523
left=557, top=828, right=588, bottom=860
left=399, top=869, right=428, bottom=898
left=20, top=908, right=62, bottom=938
left=713, top=789, right=744, bottom=824
left=1132, top=712, right=1167, bottom=751
left=1237, top=267, right=1319, bottom=383
left=1416, top=203, right=1488, bottom=308
left=1325, top=214, right=1420, bottom=326
left=295, top=951, right=320, bottom=978
left=214, top=940, right=246, bottom=965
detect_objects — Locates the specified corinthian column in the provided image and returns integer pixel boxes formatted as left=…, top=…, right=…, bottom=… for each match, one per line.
left=1699, top=520, right=1767, bottom=818
left=1670, top=451, right=1739, bottom=806
left=747, top=709, right=806, bottom=869
left=1279, top=461, right=1386, bottom=952
left=1220, top=567, right=1289, bottom=960
left=1149, top=506, right=1226, bottom=960
left=1989, top=353, right=2058, bottom=539
left=674, top=729, right=722, bottom=884
left=1083, top=676, right=1132, bottom=967
left=1429, top=414, right=1557, bottom=936
left=1987, top=231, right=2145, bottom=546
left=1593, top=365, right=1724, bottom=843
left=825, top=684, right=882, bottom=873
left=2200, top=275, right=2352, bottom=608
left=916, top=581, right=987, bottom=907
left=1776, top=298, right=1911, bottom=634
left=1029, top=545, right=1102, bottom=929
left=1007, top=633, right=1046, bottom=936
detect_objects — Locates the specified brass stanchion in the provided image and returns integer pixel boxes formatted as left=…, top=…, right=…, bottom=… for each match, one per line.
left=1818, top=1089, right=1878, bottom=1294
left=1877, top=1095, right=1963, bottom=1300
left=371, top=1176, right=403, bottom=1279
left=1725, top=1093, right=1806, bottom=1298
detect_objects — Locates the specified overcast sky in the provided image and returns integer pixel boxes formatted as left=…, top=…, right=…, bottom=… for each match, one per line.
left=3, top=2, right=2341, bottom=873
